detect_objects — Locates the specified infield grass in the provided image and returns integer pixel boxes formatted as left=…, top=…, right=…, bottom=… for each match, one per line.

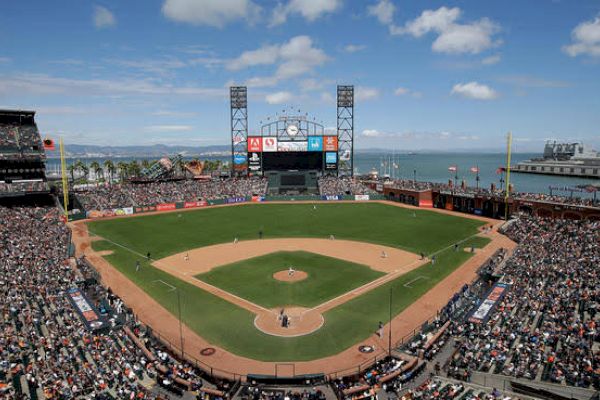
left=196, top=251, right=385, bottom=308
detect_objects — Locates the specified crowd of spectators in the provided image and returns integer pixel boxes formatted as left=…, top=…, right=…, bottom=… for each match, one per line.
left=515, top=192, right=599, bottom=207
left=0, top=181, right=48, bottom=195
left=395, top=378, right=519, bottom=400
left=318, top=177, right=377, bottom=196
left=447, top=217, right=599, bottom=389
left=72, top=178, right=268, bottom=210
left=0, top=205, right=227, bottom=399
left=237, top=385, right=328, bottom=400
left=0, top=123, right=43, bottom=155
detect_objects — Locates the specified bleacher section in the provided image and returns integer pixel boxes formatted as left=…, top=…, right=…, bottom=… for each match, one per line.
left=0, top=109, right=49, bottom=198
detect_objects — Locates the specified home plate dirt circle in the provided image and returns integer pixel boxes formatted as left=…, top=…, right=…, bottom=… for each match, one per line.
left=254, top=307, right=325, bottom=337
left=272, top=270, right=308, bottom=282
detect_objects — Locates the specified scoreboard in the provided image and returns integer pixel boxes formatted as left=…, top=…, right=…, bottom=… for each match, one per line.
left=242, top=133, right=339, bottom=175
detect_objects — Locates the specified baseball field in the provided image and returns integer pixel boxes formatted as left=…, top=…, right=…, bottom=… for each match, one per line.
left=85, top=202, right=491, bottom=362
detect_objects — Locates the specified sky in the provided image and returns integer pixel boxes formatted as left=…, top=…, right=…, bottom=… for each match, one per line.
left=0, top=0, right=599, bottom=152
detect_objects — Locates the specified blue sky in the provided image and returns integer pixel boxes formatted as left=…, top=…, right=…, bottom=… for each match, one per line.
left=0, top=0, right=599, bottom=151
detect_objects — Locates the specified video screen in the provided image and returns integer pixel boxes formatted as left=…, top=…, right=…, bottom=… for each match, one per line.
left=262, top=152, right=323, bottom=171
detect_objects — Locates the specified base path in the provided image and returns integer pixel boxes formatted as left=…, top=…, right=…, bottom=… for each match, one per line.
left=69, top=201, right=516, bottom=380
left=152, top=238, right=426, bottom=337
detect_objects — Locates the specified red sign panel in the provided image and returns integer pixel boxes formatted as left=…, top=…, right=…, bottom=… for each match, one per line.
left=324, top=136, right=338, bottom=151
left=248, top=137, right=262, bottom=152
left=184, top=201, right=208, bottom=209
left=156, top=203, right=176, bottom=211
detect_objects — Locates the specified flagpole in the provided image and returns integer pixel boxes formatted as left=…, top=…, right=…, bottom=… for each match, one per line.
left=59, top=137, right=69, bottom=222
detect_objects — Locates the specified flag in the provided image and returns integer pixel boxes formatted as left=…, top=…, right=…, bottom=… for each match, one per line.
left=496, top=167, right=505, bottom=174
left=43, top=138, right=55, bottom=151
left=470, top=167, right=479, bottom=173
left=448, top=165, right=457, bottom=172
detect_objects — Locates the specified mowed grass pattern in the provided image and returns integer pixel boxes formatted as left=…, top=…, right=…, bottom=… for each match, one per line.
left=88, top=203, right=484, bottom=259
left=196, top=251, right=385, bottom=308
left=88, top=203, right=488, bottom=361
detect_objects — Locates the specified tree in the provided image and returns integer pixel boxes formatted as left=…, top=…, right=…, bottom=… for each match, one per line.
left=74, top=160, right=89, bottom=182
left=67, top=164, right=76, bottom=182
left=104, top=160, right=115, bottom=184
left=141, top=159, right=150, bottom=170
left=128, top=160, right=141, bottom=178
left=89, top=161, right=103, bottom=183
left=117, top=161, right=129, bottom=182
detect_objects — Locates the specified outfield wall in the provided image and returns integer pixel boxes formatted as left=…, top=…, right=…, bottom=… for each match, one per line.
left=77, top=194, right=386, bottom=220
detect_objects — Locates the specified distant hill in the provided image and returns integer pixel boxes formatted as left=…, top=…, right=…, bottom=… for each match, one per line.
left=46, top=144, right=230, bottom=158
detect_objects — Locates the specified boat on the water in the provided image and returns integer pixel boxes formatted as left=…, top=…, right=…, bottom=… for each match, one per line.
left=513, top=141, right=600, bottom=179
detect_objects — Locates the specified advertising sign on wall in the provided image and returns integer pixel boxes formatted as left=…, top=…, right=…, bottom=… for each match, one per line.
left=233, top=154, right=247, bottom=164
left=248, top=152, right=261, bottom=171
left=184, top=201, right=208, bottom=209
left=468, top=283, right=509, bottom=324
left=278, top=141, right=308, bottom=152
left=262, top=137, right=278, bottom=152
left=324, top=136, right=338, bottom=151
left=248, top=137, right=262, bottom=152
left=308, top=137, right=323, bottom=151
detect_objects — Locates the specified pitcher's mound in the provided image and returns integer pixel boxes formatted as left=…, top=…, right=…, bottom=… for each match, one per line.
left=273, top=270, right=308, bottom=282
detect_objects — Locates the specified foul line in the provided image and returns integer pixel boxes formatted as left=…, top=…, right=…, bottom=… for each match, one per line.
left=403, top=275, right=429, bottom=288
left=153, top=279, right=176, bottom=292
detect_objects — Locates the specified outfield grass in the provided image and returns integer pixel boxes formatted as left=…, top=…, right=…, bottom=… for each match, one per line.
left=196, top=251, right=384, bottom=308
left=88, top=203, right=484, bottom=259
left=88, top=203, right=489, bottom=361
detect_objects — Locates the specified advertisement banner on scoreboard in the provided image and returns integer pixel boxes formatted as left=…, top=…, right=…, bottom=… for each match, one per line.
left=325, top=152, right=338, bottom=170
left=248, top=137, right=262, bottom=152
left=248, top=152, right=261, bottom=171
left=468, top=283, right=509, bottom=324
left=233, top=154, right=247, bottom=164
left=67, top=288, right=107, bottom=331
left=262, top=137, right=278, bottom=152
left=324, top=136, right=338, bottom=151
left=278, top=141, right=308, bottom=152
left=308, top=137, right=323, bottom=151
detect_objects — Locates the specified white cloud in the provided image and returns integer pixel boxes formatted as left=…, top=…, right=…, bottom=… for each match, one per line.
left=362, top=129, right=383, bottom=137
left=0, top=73, right=226, bottom=98
left=162, top=0, right=261, bottom=28
left=0, top=57, right=11, bottom=64
left=236, top=36, right=329, bottom=87
left=143, top=125, right=194, bottom=132
left=300, top=78, right=332, bottom=91
left=482, top=54, right=501, bottom=65
left=389, top=7, right=501, bottom=55
left=94, top=5, right=116, bottom=29
left=152, top=110, right=198, bottom=117
left=228, top=45, right=280, bottom=70
left=498, top=75, right=570, bottom=88
left=265, top=91, right=293, bottom=104
left=344, top=44, right=366, bottom=53
left=451, top=81, right=498, bottom=100
left=368, top=0, right=395, bottom=25
left=563, top=15, right=600, bottom=57
left=320, top=92, right=335, bottom=104
left=394, top=86, right=421, bottom=98
left=270, top=0, right=341, bottom=27
left=355, top=86, right=380, bottom=101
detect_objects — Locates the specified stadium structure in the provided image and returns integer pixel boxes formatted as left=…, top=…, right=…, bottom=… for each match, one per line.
left=0, top=97, right=598, bottom=400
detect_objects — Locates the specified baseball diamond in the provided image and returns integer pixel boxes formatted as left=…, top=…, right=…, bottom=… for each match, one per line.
left=71, top=201, right=503, bottom=371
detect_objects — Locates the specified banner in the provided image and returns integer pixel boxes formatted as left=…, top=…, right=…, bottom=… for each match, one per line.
left=278, top=141, right=308, bottom=152
left=251, top=196, right=265, bottom=202
left=248, top=137, right=262, bottom=152
left=156, top=203, right=177, bottom=211
left=67, top=288, right=107, bottom=331
left=355, top=195, right=370, bottom=201
left=322, top=195, right=341, bottom=201
left=184, top=201, right=208, bottom=209
left=419, top=199, right=433, bottom=208
left=113, top=207, right=133, bottom=216
left=262, top=137, right=278, bottom=152
left=308, top=137, right=323, bottom=151
left=248, top=152, right=261, bottom=172
left=468, top=283, right=509, bottom=324
left=324, top=136, right=338, bottom=151
left=134, top=205, right=157, bottom=214
left=226, top=197, right=247, bottom=204
left=233, top=154, right=247, bottom=165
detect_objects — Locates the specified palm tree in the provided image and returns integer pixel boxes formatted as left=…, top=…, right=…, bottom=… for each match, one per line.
left=89, top=161, right=102, bottom=183
left=141, top=159, right=151, bottom=170
left=104, top=160, right=116, bottom=184
left=128, top=160, right=141, bottom=178
left=116, top=161, right=129, bottom=182
left=74, top=160, right=89, bottom=182
left=67, top=164, right=76, bottom=182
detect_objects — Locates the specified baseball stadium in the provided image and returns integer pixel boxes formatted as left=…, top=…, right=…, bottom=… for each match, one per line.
left=2, top=3, right=600, bottom=399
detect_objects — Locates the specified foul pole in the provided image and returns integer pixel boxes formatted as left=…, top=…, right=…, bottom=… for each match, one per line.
left=59, top=137, right=69, bottom=222
left=504, top=132, right=513, bottom=220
